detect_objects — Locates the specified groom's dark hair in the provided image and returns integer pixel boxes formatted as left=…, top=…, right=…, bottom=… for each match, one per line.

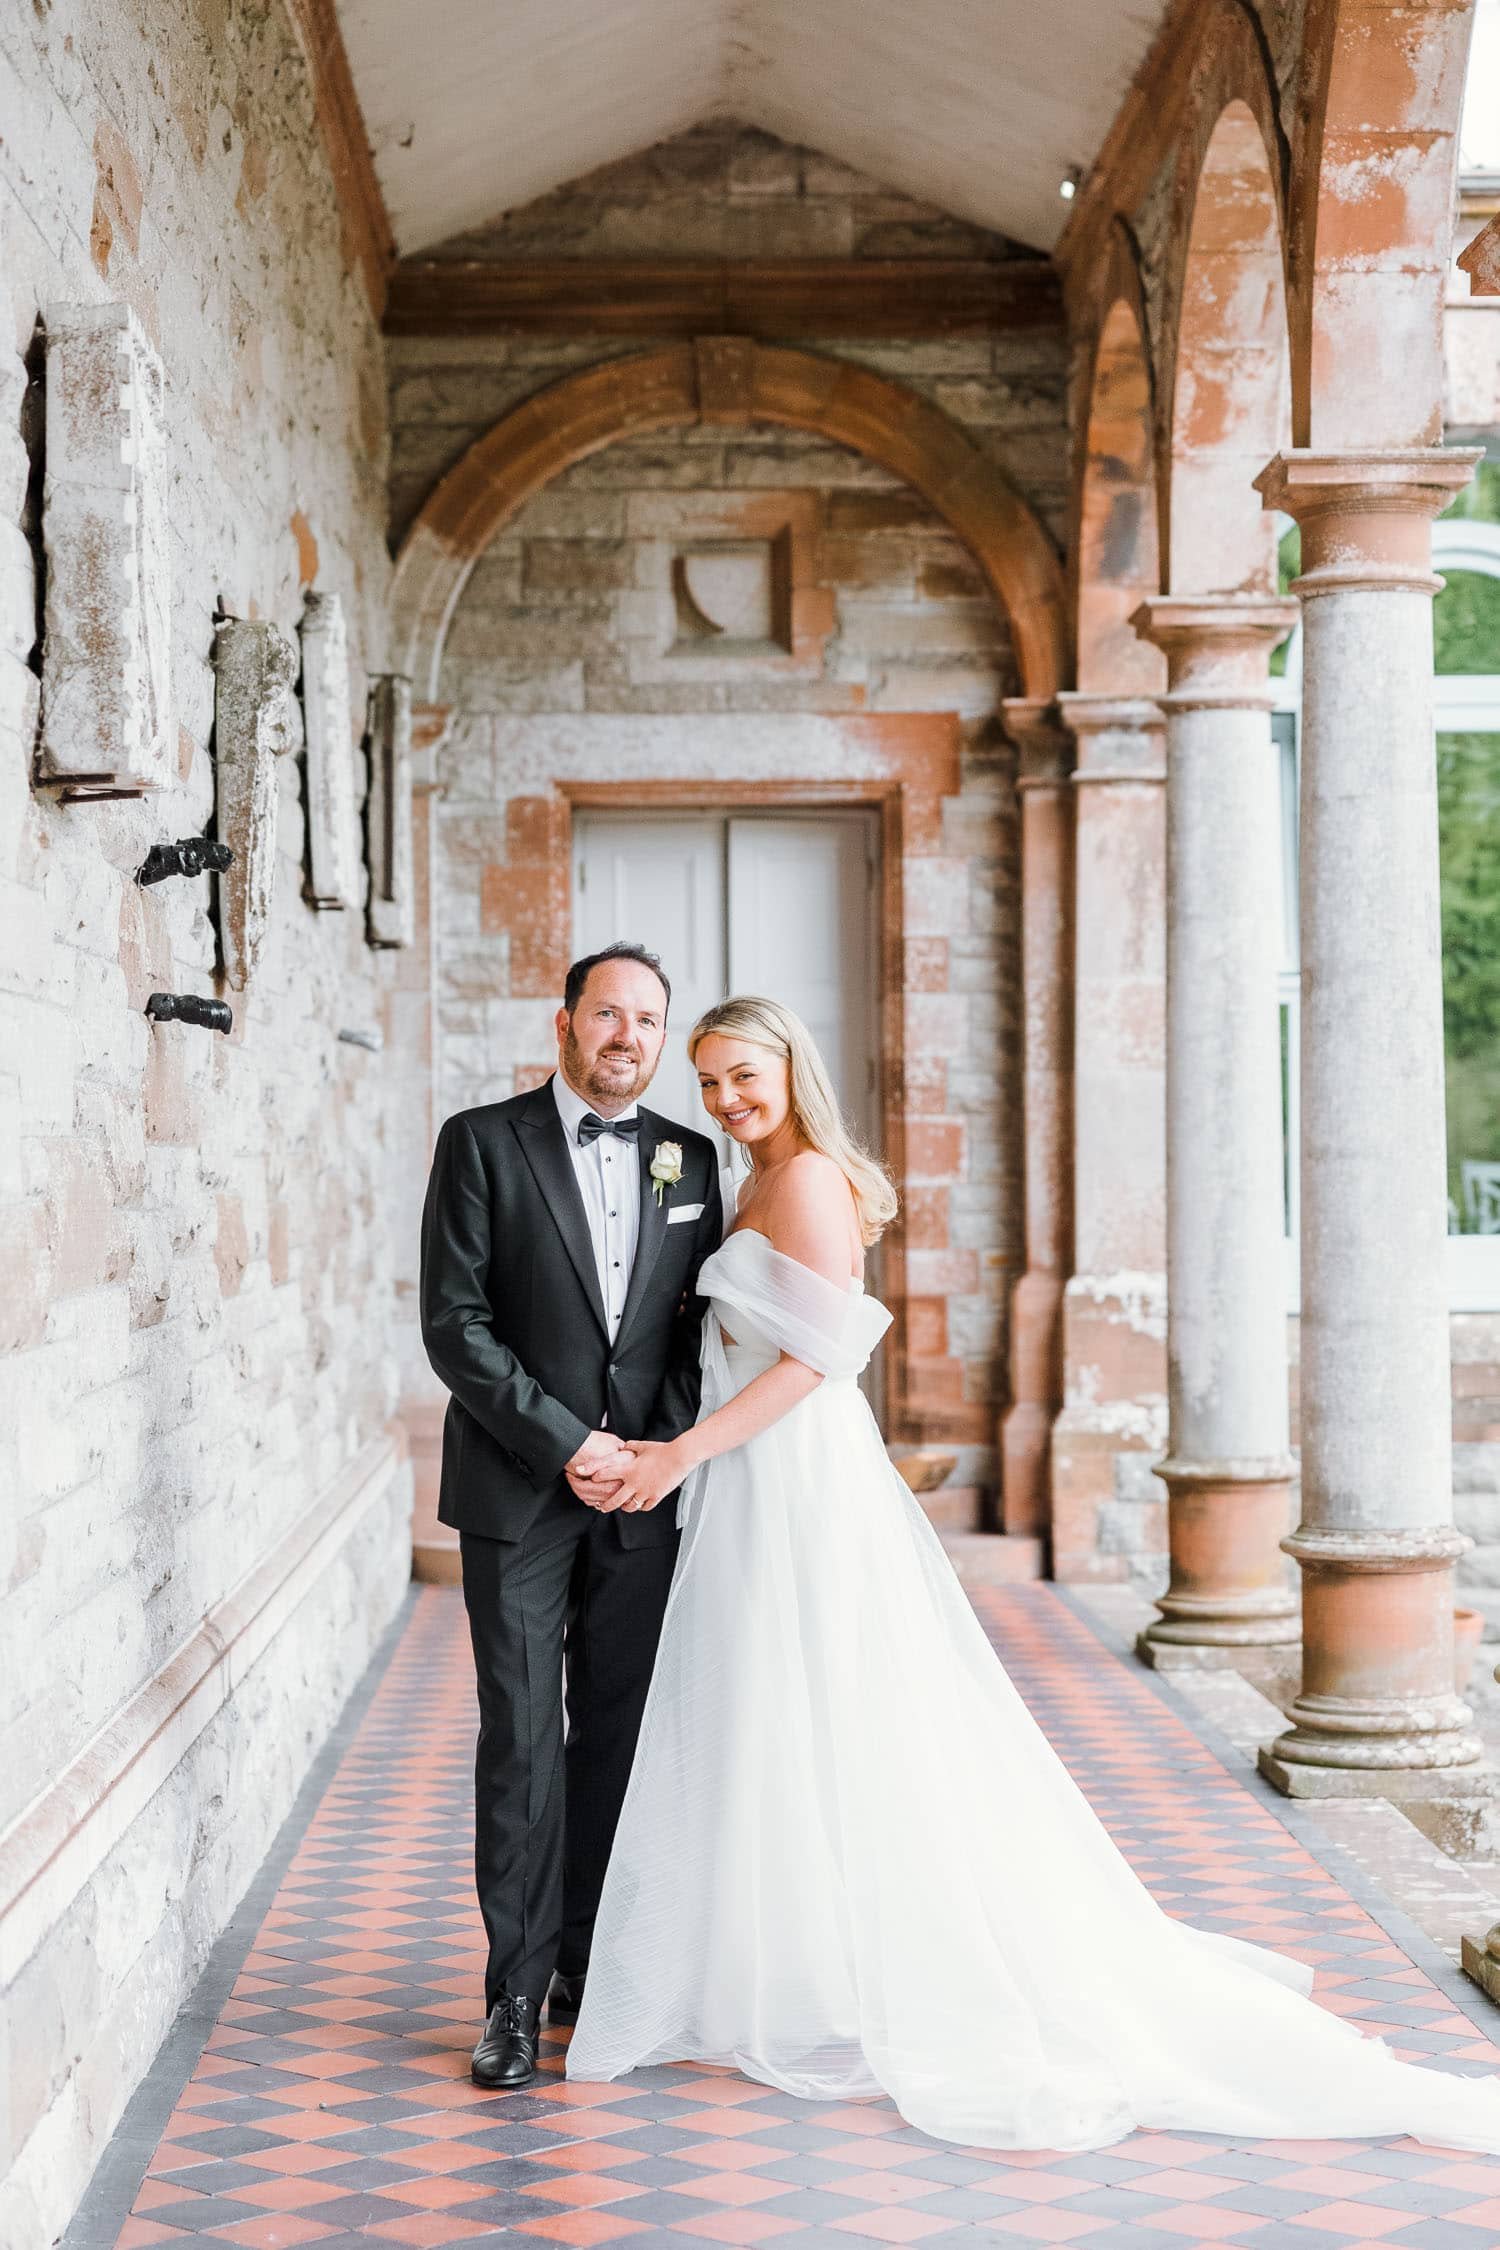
left=564, top=942, right=672, bottom=1018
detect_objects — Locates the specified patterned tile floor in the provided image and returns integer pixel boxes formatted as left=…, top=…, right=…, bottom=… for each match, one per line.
left=71, top=1584, right=1500, bottom=2250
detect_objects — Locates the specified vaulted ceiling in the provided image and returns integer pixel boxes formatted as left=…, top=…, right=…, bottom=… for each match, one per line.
left=335, top=0, right=1169, bottom=258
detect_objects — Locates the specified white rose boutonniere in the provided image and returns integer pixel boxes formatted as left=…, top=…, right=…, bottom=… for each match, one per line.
left=649, top=1140, right=684, bottom=1206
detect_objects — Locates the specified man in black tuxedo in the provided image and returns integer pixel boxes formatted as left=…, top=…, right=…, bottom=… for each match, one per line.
left=420, top=942, right=722, bottom=2088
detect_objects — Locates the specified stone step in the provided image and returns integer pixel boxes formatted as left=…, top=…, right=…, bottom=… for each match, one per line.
left=915, top=1482, right=983, bottom=1531
left=940, top=1531, right=1046, bottom=1585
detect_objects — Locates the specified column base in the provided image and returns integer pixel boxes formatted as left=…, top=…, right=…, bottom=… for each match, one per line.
left=1137, top=1459, right=1299, bottom=1667
left=1267, top=1522, right=1480, bottom=1782
left=1260, top=1747, right=1495, bottom=1801
left=1000, top=1397, right=1055, bottom=1540
left=1137, top=1627, right=1299, bottom=1672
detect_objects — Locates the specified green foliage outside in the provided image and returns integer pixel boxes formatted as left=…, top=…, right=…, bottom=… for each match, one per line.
left=1442, top=458, right=1500, bottom=526
left=1439, top=731, right=1500, bottom=1224
left=1272, top=461, right=1500, bottom=1230
left=1269, top=524, right=1299, bottom=677
left=1434, top=570, right=1500, bottom=674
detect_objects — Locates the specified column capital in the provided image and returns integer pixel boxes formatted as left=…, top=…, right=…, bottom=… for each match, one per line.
left=1054, top=692, right=1166, bottom=786
left=1253, top=448, right=1482, bottom=595
left=1000, top=696, right=1072, bottom=790
left=1130, top=595, right=1300, bottom=710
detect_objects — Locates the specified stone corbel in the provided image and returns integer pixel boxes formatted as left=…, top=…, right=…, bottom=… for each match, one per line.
left=299, top=590, right=361, bottom=909
left=213, top=618, right=302, bottom=990
left=365, top=673, right=414, bottom=948
left=38, top=302, right=172, bottom=797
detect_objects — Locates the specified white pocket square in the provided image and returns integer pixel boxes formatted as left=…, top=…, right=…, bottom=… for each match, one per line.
left=667, top=1202, right=705, bottom=1224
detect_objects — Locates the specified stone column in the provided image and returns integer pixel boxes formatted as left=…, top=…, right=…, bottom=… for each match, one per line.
left=1048, top=696, right=1168, bottom=1581
left=999, top=698, right=1074, bottom=1545
left=1130, top=598, right=1301, bottom=1667
left=1254, top=449, right=1485, bottom=1794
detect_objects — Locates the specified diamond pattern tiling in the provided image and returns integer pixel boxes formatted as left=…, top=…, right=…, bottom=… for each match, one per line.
left=74, top=1584, right=1500, bottom=2250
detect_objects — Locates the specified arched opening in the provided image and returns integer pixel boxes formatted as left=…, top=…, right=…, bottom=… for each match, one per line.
left=391, top=340, right=1072, bottom=1574
left=389, top=340, right=1067, bottom=703
left=1168, top=98, right=1290, bottom=595
left=1078, top=292, right=1165, bottom=691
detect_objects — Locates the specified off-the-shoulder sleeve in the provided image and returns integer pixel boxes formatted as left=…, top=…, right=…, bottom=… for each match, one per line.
left=701, top=1232, right=892, bottom=1380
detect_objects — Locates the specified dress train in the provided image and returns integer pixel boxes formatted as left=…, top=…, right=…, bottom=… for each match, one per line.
left=566, top=1229, right=1500, bottom=2153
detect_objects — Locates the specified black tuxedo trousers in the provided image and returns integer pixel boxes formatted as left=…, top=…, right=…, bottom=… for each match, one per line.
left=420, top=1080, right=722, bottom=2007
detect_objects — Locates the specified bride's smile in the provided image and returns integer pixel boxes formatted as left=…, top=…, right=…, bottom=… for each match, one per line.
left=695, top=1035, right=799, bottom=1160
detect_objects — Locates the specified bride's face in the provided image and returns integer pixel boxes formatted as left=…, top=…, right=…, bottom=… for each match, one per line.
left=694, top=1034, right=792, bottom=1151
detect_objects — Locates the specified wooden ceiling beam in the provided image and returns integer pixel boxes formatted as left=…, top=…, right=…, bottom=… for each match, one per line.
left=382, top=257, right=1061, bottom=338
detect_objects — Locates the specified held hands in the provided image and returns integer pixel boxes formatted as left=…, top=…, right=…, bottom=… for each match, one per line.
left=564, top=1429, right=631, bottom=1509
left=601, top=1439, right=689, bottom=1514
left=563, top=1429, right=689, bottom=1514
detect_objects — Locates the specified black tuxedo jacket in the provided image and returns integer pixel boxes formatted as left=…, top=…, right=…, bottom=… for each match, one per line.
left=419, top=1078, right=723, bottom=1547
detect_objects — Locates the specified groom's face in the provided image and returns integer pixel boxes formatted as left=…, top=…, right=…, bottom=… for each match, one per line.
left=557, top=960, right=668, bottom=1111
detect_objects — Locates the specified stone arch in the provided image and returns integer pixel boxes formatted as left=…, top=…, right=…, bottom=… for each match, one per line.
left=388, top=339, right=1069, bottom=702
left=1167, top=97, right=1291, bottom=593
left=1074, top=235, right=1164, bottom=692
left=1290, top=0, right=1477, bottom=447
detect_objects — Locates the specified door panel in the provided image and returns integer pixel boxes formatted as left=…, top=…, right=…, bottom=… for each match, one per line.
left=572, top=804, right=880, bottom=1165
left=727, top=815, right=877, bottom=1144
left=572, top=815, right=725, bottom=1136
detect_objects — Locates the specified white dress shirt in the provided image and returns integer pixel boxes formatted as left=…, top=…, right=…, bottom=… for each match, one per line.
left=551, top=1071, right=642, bottom=1344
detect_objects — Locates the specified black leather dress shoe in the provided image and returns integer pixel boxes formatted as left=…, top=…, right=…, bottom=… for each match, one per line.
left=548, top=1970, right=587, bottom=2021
left=471, top=1994, right=541, bottom=2088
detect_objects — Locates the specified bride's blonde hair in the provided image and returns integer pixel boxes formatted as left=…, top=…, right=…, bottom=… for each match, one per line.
left=688, top=994, right=898, bottom=1247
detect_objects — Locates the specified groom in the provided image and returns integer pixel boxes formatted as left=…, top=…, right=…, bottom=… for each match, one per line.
left=420, top=942, right=722, bottom=2088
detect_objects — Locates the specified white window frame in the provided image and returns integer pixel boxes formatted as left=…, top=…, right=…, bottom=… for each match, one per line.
left=1276, top=515, right=1500, bottom=1312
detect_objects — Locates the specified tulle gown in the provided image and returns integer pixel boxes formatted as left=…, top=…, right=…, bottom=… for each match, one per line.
left=566, top=1227, right=1500, bottom=2153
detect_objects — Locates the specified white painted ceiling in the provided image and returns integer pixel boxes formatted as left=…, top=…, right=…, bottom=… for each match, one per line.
left=336, top=0, right=1168, bottom=257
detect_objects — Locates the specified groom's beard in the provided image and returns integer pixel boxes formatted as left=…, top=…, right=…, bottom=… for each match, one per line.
left=562, top=1026, right=659, bottom=1108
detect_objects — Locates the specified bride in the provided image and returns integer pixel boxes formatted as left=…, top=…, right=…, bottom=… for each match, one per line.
left=564, top=994, right=1500, bottom=2154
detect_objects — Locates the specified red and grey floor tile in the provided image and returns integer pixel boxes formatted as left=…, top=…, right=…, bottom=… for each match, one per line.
left=64, top=1584, right=1500, bottom=2250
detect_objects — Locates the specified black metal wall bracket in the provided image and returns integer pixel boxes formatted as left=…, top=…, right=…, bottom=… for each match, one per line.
left=145, top=992, right=233, bottom=1034
left=138, top=836, right=234, bottom=886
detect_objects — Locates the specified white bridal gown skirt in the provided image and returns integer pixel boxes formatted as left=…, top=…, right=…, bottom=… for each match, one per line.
left=566, top=1230, right=1500, bottom=2154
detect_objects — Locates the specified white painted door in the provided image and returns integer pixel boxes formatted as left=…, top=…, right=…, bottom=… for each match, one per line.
left=572, top=815, right=725, bottom=1134
left=571, top=812, right=878, bottom=1154
left=727, top=816, right=877, bottom=1145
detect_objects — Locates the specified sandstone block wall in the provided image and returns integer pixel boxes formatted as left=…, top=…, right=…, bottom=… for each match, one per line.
left=390, top=123, right=1071, bottom=1504
left=0, top=2, right=409, bottom=2237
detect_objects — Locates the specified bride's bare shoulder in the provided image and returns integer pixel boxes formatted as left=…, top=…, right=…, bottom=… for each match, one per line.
left=760, top=1152, right=860, bottom=1276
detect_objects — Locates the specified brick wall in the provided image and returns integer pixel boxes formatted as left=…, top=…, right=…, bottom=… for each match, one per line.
left=0, top=1, right=409, bottom=2236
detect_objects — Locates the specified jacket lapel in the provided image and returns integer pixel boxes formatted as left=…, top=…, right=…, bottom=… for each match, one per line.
left=615, top=1109, right=671, bottom=1344
left=514, top=1081, right=609, bottom=1338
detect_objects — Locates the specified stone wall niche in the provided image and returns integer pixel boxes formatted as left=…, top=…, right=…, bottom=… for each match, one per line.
left=365, top=672, right=414, bottom=947
left=38, top=302, right=172, bottom=796
left=213, top=618, right=303, bottom=988
left=299, top=589, right=361, bottom=908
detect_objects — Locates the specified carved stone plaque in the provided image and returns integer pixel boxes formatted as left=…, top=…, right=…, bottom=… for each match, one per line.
left=39, top=302, right=172, bottom=795
left=299, top=589, right=360, bottom=909
left=213, top=618, right=302, bottom=989
left=366, top=673, right=414, bottom=948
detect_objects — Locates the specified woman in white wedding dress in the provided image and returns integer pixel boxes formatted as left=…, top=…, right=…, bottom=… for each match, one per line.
left=565, top=995, right=1500, bottom=2155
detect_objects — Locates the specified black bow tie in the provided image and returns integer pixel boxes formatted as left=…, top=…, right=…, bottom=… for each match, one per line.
left=577, top=1112, right=640, bottom=1146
